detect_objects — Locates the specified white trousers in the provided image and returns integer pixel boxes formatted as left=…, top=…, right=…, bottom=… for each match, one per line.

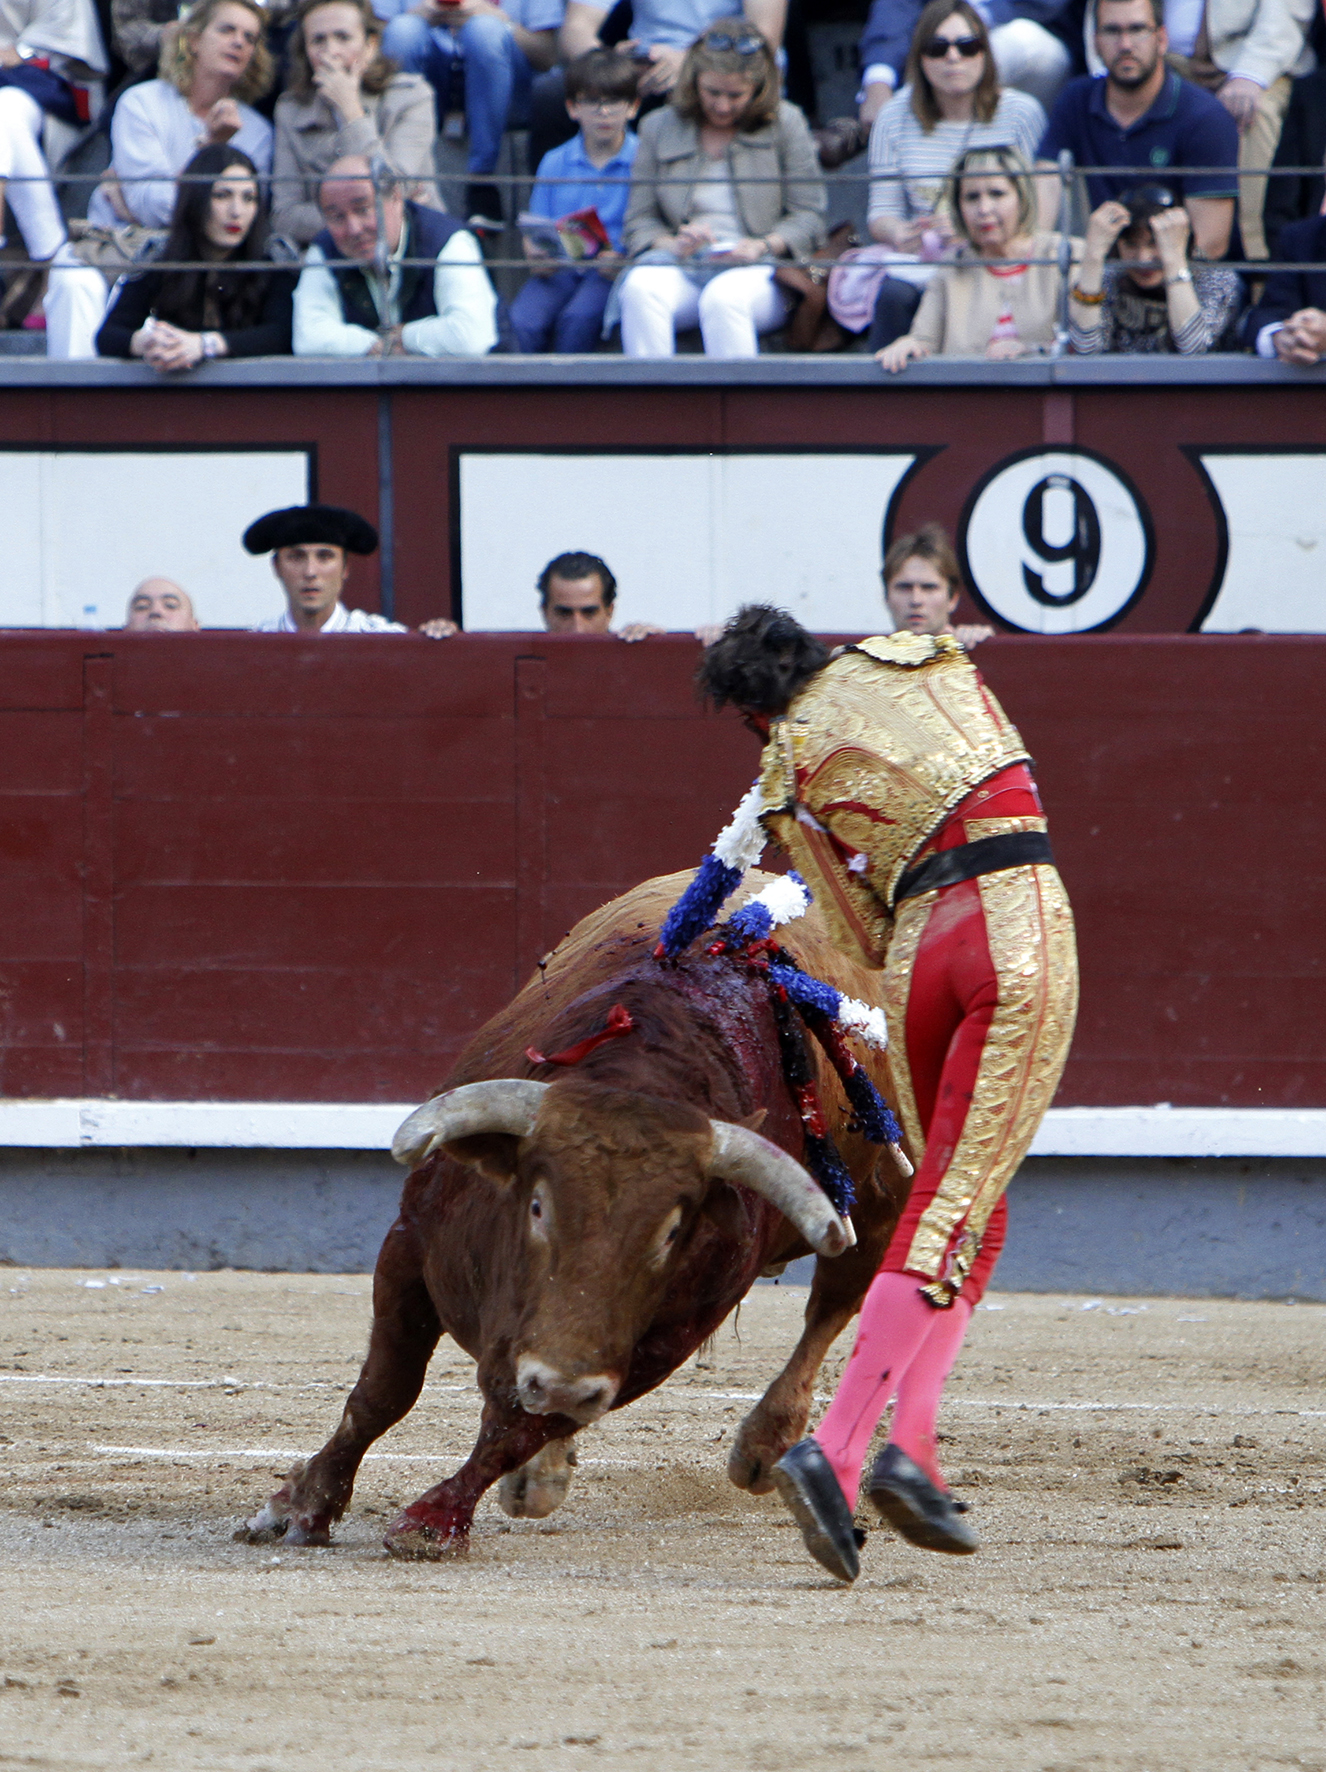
left=989, top=19, right=1073, bottom=112
left=619, top=264, right=790, bottom=358
left=0, top=87, right=107, bottom=357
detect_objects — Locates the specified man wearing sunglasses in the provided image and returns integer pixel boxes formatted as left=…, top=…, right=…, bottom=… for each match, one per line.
left=857, top=0, right=1076, bottom=126
left=1036, top=0, right=1239, bottom=259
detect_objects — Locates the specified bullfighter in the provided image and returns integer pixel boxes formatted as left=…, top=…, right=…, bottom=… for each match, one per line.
left=697, top=605, right=1079, bottom=1579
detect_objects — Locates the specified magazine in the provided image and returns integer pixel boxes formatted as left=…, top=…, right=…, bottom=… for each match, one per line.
left=517, top=206, right=613, bottom=261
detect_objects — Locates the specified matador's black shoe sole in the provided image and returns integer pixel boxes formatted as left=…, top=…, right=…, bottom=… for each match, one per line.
left=771, top=1439, right=861, bottom=1583
left=867, top=1443, right=979, bottom=1555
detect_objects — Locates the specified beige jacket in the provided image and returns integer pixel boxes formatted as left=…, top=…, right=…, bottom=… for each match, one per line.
left=1085, top=0, right=1316, bottom=85
left=622, top=99, right=827, bottom=261
left=273, top=73, right=441, bottom=246
left=911, top=232, right=1082, bottom=356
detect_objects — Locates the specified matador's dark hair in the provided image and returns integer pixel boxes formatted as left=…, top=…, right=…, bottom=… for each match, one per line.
left=696, top=604, right=830, bottom=714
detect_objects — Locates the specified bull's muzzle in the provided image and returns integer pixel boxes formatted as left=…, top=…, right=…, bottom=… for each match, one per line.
left=516, top=1356, right=618, bottom=1425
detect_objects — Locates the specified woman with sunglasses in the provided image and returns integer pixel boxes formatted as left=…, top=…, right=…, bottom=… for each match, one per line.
left=864, top=0, right=1047, bottom=351
left=1068, top=184, right=1243, bottom=354
left=616, top=19, right=825, bottom=356
left=876, top=145, right=1080, bottom=371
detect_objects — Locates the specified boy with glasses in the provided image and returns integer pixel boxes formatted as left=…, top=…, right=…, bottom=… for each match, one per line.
left=510, top=47, right=639, bottom=350
left=1036, top=0, right=1238, bottom=260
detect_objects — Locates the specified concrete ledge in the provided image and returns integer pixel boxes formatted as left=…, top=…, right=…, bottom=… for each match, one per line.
left=3, top=1100, right=1325, bottom=1157
left=1, top=354, right=1324, bottom=389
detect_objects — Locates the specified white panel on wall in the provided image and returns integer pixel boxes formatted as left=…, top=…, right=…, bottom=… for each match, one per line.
left=457, top=452, right=919, bottom=634
left=1, top=450, right=311, bottom=631
left=1197, top=453, right=1326, bottom=633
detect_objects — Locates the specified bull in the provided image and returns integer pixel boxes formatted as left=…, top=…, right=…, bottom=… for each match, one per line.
left=244, top=870, right=909, bottom=1559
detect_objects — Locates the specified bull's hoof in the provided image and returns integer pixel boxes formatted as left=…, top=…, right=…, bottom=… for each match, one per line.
left=237, top=1474, right=333, bottom=1548
left=383, top=1512, right=468, bottom=1560
left=498, top=1439, right=577, bottom=1520
left=727, top=1440, right=777, bottom=1496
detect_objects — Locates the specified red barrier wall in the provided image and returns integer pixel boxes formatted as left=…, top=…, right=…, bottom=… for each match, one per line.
left=1, top=632, right=1320, bottom=1108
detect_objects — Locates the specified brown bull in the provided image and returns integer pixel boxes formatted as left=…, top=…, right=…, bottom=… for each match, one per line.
left=244, top=870, right=911, bottom=1558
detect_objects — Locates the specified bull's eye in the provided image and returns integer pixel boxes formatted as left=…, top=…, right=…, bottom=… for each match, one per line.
left=530, top=1196, right=543, bottom=1220
left=665, top=1224, right=680, bottom=1244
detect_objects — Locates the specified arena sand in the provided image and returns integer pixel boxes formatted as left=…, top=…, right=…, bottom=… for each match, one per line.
left=1, top=1269, right=1323, bottom=1771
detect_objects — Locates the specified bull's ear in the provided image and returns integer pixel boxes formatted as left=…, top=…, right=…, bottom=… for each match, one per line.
left=439, top=1133, right=521, bottom=1184
left=701, top=1180, right=748, bottom=1241
left=738, top=1109, right=768, bottom=1133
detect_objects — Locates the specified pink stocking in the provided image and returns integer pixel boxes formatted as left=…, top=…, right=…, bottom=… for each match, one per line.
left=811, top=1269, right=940, bottom=1509
left=887, top=1295, right=973, bottom=1489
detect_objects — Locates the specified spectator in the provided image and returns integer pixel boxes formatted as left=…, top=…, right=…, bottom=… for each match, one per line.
left=511, top=46, right=638, bottom=352
left=1263, top=64, right=1326, bottom=255
left=0, top=0, right=112, bottom=356
left=877, top=143, right=1080, bottom=369
left=124, top=578, right=200, bottom=629
left=88, top=0, right=274, bottom=231
left=537, top=550, right=664, bottom=639
left=376, top=0, right=562, bottom=229
left=96, top=144, right=296, bottom=366
left=865, top=0, right=1047, bottom=350
left=1118, top=0, right=1316, bottom=263
left=617, top=19, right=826, bottom=358
left=529, top=0, right=783, bottom=170
left=272, top=0, right=440, bottom=246
left=292, top=152, right=498, bottom=355
left=245, top=504, right=410, bottom=631
left=1069, top=181, right=1242, bottom=349
left=1036, top=0, right=1238, bottom=260
left=883, top=522, right=993, bottom=646
left=858, top=0, right=1076, bottom=125
left=1243, top=195, right=1326, bottom=362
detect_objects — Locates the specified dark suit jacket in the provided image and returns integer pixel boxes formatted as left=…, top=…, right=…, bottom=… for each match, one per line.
left=1263, top=68, right=1326, bottom=259
left=1243, top=212, right=1326, bottom=347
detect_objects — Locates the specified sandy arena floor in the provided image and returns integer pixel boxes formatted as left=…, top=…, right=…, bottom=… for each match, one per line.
left=1, top=1269, right=1323, bottom=1771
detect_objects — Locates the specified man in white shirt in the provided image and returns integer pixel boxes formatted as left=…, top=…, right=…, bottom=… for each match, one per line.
left=292, top=153, right=498, bottom=357
left=246, top=505, right=410, bottom=633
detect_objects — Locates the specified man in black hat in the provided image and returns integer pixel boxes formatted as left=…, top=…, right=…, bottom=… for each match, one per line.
left=245, top=505, right=414, bottom=634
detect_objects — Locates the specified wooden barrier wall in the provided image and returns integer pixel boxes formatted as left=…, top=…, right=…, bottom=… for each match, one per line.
left=0, top=632, right=1320, bottom=1108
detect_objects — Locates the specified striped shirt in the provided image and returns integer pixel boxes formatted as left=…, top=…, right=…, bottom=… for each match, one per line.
left=867, top=87, right=1047, bottom=226
left=1069, top=262, right=1244, bottom=355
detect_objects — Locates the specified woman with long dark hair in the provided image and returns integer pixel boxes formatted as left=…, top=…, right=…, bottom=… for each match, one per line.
left=96, top=143, right=295, bottom=368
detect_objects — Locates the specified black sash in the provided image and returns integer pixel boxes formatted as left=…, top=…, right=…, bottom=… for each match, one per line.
left=892, top=831, right=1055, bottom=908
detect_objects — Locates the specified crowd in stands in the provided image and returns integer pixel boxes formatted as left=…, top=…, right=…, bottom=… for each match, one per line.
left=2, top=0, right=1325, bottom=363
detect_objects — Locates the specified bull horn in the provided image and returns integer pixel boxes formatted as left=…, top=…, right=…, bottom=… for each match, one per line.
left=392, top=1079, right=550, bottom=1168
left=707, top=1122, right=852, bottom=1258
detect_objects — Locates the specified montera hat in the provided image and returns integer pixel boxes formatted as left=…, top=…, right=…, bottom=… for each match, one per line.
left=243, top=505, right=379, bottom=556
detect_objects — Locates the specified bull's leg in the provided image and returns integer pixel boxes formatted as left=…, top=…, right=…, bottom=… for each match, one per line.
left=383, top=1398, right=570, bottom=1560
left=242, top=1234, right=441, bottom=1547
left=498, top=1435, right=578, bottom=1520
left=729, top=1210, right=893, bottom=1496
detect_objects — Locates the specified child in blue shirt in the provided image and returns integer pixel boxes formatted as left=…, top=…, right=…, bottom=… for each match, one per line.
left=511, top=49, right=640, bottom=352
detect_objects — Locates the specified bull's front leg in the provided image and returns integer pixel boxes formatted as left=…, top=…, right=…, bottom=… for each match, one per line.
left=729, top=1198, right=894, bottom=1495
left=383, top=1397, right=576, bottom=1560
left=242, top=1227, right=441, bottom=1547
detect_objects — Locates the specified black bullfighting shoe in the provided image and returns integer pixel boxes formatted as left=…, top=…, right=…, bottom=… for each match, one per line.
left=771, top=1439, right=861, bottom=1583
left=866, top=1443, right=979, bottom=1555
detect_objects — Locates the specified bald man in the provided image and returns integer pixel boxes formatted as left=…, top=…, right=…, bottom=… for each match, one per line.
left=125, top=580, right=200, bottom=632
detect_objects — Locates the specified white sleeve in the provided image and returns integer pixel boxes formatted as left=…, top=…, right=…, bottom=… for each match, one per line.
left=1255, top=321, right=1284, bottom=358
left=861, top=63, right=896, bottom=87
left=400, top=229, right=498, bottom=358
left=110, top=88, right=184, bottom=228
left=292, top=246, right=378, bottom=357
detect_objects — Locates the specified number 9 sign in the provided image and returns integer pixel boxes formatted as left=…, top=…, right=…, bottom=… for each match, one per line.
left=957, top=448, right=1154, bottom=633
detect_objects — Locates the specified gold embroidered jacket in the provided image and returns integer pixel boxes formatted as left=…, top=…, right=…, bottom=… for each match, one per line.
left=757, top=633, right=1030, bottom=968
